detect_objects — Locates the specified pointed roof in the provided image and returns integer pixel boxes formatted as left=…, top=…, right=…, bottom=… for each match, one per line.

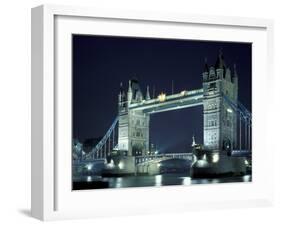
left=192, top=135, right=196, bottom=147
left=203, top=57, right=209, bottom=73
left=146, top=86, right=151, bottom=100
left=119, top=82, right=125, bottom=94
left=128, top=80, right=132, bottom=93
left=215, top=49, right=226, bottom=70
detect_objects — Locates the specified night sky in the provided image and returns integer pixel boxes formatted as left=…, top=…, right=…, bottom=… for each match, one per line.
left=72, top=35, right=252, bottom=153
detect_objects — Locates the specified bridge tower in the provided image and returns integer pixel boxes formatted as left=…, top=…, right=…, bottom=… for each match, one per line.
left=117, top=82, right=129, bottom=153
left=202, top=52, right=238, bottom=156
left=118, top=79, right=150, bottom=157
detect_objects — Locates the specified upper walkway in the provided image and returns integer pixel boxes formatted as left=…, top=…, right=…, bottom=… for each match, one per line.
left=129, top=88, right=203, bottom=114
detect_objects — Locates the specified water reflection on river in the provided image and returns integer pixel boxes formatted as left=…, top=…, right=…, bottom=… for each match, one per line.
left=73, top=174, right=252, bottom=189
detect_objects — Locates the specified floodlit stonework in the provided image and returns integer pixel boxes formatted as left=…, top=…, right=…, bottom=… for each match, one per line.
left=202, top=53, right=238, bottom=153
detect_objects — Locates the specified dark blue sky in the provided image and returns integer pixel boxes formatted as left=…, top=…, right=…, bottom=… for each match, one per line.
left=72, top=35, right=251, bottom=153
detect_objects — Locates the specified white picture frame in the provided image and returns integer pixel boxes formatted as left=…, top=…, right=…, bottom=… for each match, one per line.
left=31, top=4, right=274, bottom=221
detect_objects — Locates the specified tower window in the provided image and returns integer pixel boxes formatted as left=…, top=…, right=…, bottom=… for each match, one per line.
left=227, top=120, right=230, bottom=127
left=209, top=82, right=217, bottom=89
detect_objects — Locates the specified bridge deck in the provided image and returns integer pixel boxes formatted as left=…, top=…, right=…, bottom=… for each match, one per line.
left=135, top=153, right=193, bottom=165
left=129, top=89, right=203, bottom=114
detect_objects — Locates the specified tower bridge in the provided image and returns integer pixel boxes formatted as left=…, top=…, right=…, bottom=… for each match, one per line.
left=78, top=52, right=252, bottom=176
left=129, top=88, right=203, bottom=114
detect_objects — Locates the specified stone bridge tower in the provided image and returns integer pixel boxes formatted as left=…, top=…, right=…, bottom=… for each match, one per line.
left=118, top=79, right=150, bottom=157
left=202, top=52, right=238, bottom=155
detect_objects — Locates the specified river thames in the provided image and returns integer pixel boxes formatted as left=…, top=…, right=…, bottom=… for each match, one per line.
left=73, top=174, right=252, bottom=190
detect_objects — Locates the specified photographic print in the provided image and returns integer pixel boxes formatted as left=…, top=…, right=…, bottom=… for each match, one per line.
left=72, top=35, right=252, bottom=190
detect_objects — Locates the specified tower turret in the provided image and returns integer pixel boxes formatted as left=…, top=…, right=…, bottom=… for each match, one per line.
left=127, top=80, right=133, bottom=104
left=135, top=90, right=143, bottom=102
left=146, top=86, right=151, bottom=100
left=203, top=58, right=209, bottom=81
left=118, top=82, right=125, bottom=102
left=215, top=50, right=226, bottom=70
left=192, top=135, right=196, bottom=147
left=215, top=50, right=226, bottom=79
left=118, top=82, right=127, bottom=113
left=204, top=58, right=209, bottom=72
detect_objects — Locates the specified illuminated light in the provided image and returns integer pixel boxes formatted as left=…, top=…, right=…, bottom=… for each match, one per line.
left=227, top=108, right=233, bottom=113
left=155, top=175, right=162, bottom=186
left=243, top=175, right=251, bottom=182
left=87, top=164, right=93, bottom=171
left=182, top=177, right=191, bottom=185
left=118, top=161, right=124, bottom=170
left=87, top=176, right=92, bottom=182
left=211, top=179, right=219, bottom=183
left=158, top=92, right=166, bottom=102
left=116, top=178, right=123, bottom=188
left=196, top=160, right=207, bottom=167
left=203, top=154, right=207, bottom=161
left=157, top=163, right=161, bottom=168
left=181, top=90, right=186, bottom=96
left=107, top=159, right=115, bottom=169
left=212, top=153, right=219, bottom=163
left=244, top=160, right=249, bottom=165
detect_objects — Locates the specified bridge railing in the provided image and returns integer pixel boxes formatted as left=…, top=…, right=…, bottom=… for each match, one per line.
left=135, top=153, right=193, bottom=164
left=84, top=116, right=119, bottom=160
left=222, top=94, right=252, bottom=152
left=129, top=88, right=203, bottom=108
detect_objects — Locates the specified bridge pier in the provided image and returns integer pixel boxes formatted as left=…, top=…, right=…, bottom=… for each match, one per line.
left=136, top=162, right=160, bottom=175
left=192, top=151, right=247, bottom=178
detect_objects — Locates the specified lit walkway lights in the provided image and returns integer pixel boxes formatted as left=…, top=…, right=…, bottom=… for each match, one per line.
left=227, top=108, right=233, bottom=113
left=181, top=90, right=187, bottom=96
left=158, top=92, right=166, bottom=102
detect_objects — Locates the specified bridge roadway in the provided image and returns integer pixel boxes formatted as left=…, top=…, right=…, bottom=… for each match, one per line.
left=129, top=88, right=203, bottom=114
left=75, top=153, right=193, bottom=165
left=135, top=153, right=193, bottom=165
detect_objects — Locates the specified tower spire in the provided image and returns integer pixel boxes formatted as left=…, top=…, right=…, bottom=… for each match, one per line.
left=192, top=135, right=196, bottom=147
left=118, top=82, right=123, bottom=103
left=127, top=80, right=133, bottom=103
left=215, top=48, right=226, bottom=69
left=146, top=85, right=151, bottom=100
left=204, top=57, right=209, bottom=72
left=119, top=82, right=123, bottom=94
